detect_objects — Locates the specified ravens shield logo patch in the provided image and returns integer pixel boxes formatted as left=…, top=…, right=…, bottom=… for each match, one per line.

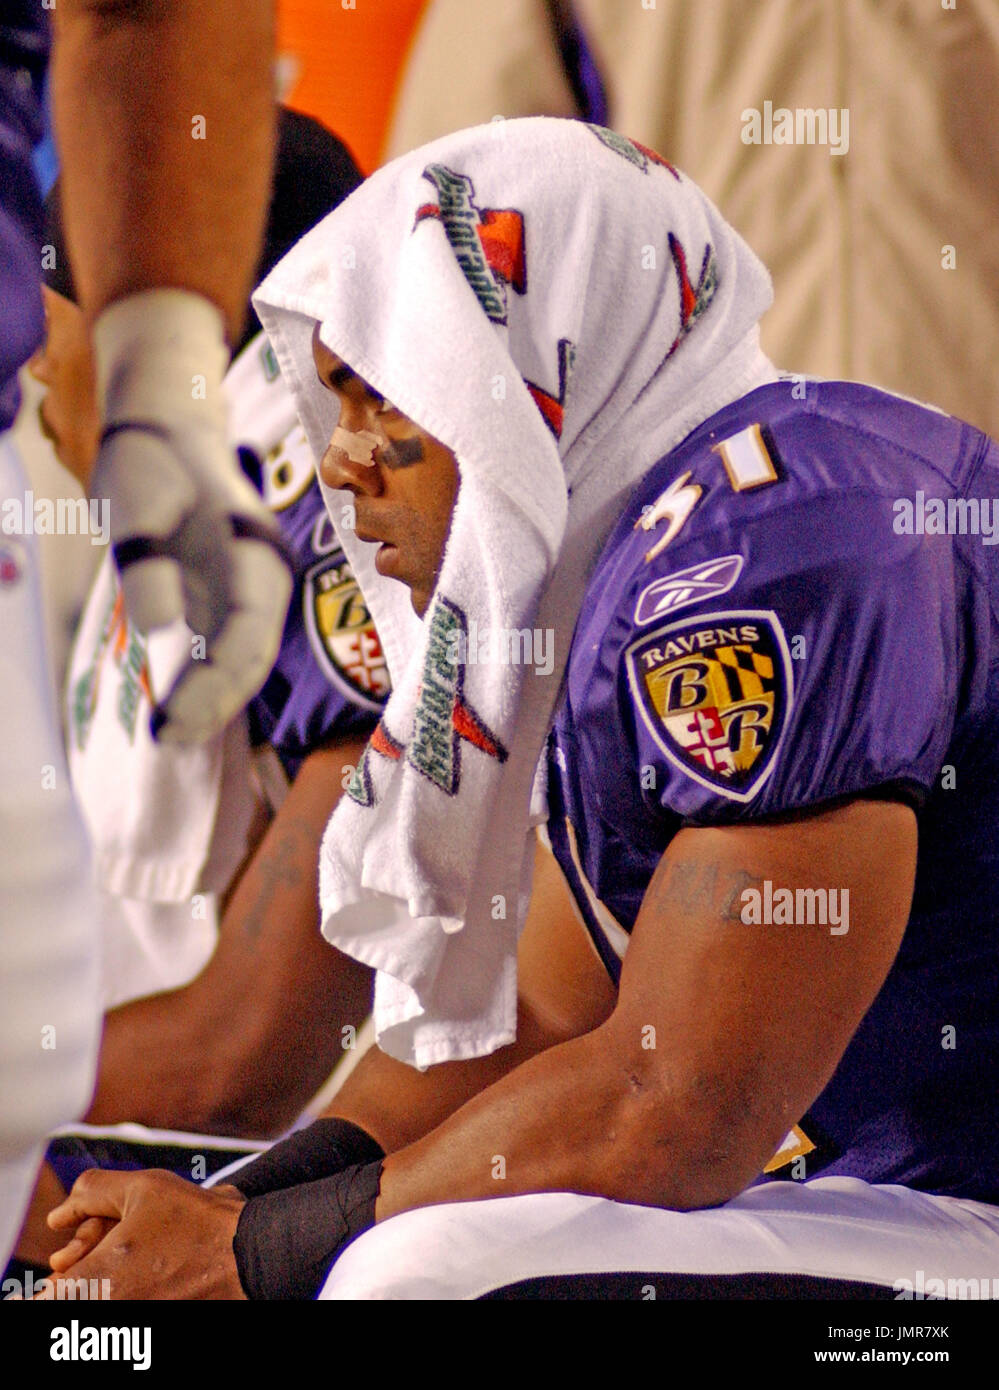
left=303, top=550, right=389, bottom=711
left=625, top=610, right=793, bottom=801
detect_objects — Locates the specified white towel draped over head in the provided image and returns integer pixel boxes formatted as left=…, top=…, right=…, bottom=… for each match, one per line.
left=254, top=117, right=778, bottom=1068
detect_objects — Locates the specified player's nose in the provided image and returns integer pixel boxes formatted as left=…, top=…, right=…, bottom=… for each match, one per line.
left=320, top=427, right=384, bottom=495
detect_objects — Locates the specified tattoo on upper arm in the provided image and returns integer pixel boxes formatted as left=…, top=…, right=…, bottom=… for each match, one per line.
left=646, top=857, right=765, bottom=926
left=240, top=817, right=315, bottom=941
left=719, top=869, right=766, bottom=924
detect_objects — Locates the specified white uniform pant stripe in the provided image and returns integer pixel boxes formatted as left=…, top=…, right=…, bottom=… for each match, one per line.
left=319, top=1177, right=999, bottom=1301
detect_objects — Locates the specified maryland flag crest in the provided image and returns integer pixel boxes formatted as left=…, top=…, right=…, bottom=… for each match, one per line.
left=304, top=549, right=389, bottom=710
left=625, top=610, right=793, bottom=802
left=415, top=164, right=527, bottom=324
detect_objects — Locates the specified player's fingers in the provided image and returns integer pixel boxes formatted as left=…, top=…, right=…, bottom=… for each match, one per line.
left=116, top=554, right=187, bottom=635
left=46, top=1169, right=132, bottom=1229
left=150, top=660, right=245, bottom=744
left=96, top=424, right=195, bottom=536
left=33, top=1253, right=111, bottom=1300
left=96, top=426, right=197, bottom=632
left=210, top=552, right=292, bottom=690
left=49, top=1217, right=117, bottom=1273
left=153, top=537, right=292, bottom=743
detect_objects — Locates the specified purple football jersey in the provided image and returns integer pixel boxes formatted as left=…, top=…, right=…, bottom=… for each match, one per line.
left=549, top=378, right=999, bottom=1202
left=0, top=5, right=48, bottom=430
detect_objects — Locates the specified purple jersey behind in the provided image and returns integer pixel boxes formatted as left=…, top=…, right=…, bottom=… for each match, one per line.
left=549, top=378, right=999, bottom=1203
left=0, top=4, right=48, bottom=431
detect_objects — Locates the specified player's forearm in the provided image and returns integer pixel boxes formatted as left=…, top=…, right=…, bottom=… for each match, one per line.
left=87, top=903, right=369, bottom=1140
left=88, top=946, right=369, bottom=1139
left=375, top=1014, right=765, bottom=1221
left=324, top=997, right=576, bottom=1153
left=186, top=739, right=375, bottom=1135
left=84, top=987, right=318, bottom=1139
left=182, top=942, right=372, bottom=1139
left=377, top=803, right=917, bottom=1222
left=51, top=0, right=275, bottom=344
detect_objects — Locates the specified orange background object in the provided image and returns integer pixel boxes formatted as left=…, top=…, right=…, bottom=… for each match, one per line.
left=276, top=0, right=431, bottom=173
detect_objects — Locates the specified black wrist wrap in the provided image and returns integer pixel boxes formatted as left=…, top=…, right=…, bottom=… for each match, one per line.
left=232, top=1118, right=384, bottom=1199
left=233, top=1159, right=383, bottom=1301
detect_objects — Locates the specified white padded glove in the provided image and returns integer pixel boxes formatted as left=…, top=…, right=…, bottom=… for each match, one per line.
left=92, top=289, right=293, bottom=743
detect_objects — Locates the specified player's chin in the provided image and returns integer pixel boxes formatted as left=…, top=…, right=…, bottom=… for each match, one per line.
left=379, top=555, right=431, bottom=617
left=410, top=585, right=432, bottom=619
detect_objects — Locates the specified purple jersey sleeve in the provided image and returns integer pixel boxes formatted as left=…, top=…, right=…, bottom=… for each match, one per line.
left=552, top=382, right=999, bottom=1203
left=0, top=6, right=48, bottom=429
left=624, top=514, right=960, bottom=824
left=583, top=382, right=979, bottom=828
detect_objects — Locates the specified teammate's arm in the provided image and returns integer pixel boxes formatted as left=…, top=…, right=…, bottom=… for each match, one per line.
left=51, top=0, right=274, bottom=341
left=50, top=3, right=288, bottom=745
left=87, top=737, right=374, bottom=1139
left=12, top=735, right=373, bottom=1269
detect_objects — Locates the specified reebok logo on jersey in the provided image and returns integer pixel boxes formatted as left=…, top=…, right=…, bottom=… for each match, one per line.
left=634, top=554, right=743, bottom=625
left=625, top=609, right=793, bottom=801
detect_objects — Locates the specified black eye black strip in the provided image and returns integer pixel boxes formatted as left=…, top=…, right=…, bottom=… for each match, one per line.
left=382, top=437, right=425, bottom=469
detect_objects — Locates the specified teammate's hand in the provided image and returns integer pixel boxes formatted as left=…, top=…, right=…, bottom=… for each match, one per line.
left=92, top=289, right=293, bottom=743
left=44, top=1169, right=247, bottom=1300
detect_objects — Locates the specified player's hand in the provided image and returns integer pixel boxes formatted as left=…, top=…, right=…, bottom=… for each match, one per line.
left=92, top=289, right=293, bottom=744
left=48, top=1216, right=117, bottom=1273
left=43, top=1169, right=247, bottom=1300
